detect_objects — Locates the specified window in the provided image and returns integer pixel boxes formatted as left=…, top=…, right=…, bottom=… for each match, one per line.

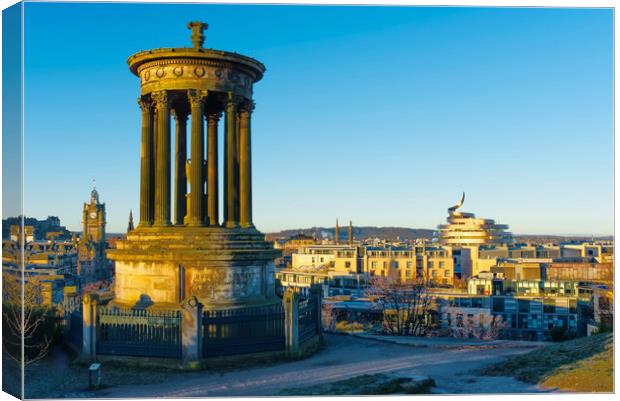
left=345, top=261, right=351, bottom=268
left=444, top=270, right=450, bottom=277
left=543, top=303, right=555, bottom=314
left=371, top=261, right=377, bottom=269
left=432, top=270, right=437, bottom=278
left=406, top=261, right=413, bottom=269
left=383, top=261, right=387, bottom=268
left=394, top=261, right=399, bottom=268
left=439, top=261, right=445, bottom=268
left=492, top=297, right=505, bottom=312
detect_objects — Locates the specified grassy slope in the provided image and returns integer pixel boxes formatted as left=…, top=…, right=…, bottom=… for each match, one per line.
left=481, top=333, right=613, bottom=392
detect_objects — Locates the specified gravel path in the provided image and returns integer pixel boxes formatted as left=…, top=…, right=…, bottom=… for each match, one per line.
left=73, top=334, right=549, bottom=398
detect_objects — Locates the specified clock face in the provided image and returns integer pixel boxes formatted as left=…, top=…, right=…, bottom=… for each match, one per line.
left=90, top=212, right=97, bottom=219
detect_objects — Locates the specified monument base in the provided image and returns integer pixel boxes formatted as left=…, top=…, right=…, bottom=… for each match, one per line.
left=107, top=225, right=280, bottom=309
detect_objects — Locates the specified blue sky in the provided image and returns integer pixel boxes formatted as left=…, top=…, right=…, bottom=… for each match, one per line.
left=18, top=2, right=613, bottom=235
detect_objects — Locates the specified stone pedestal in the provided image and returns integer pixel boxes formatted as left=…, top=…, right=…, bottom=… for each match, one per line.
left=107, top=226, right=280, bottom=309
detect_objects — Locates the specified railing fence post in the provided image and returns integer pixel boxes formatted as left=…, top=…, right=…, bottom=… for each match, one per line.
left=310, top=284, right=323, bottom=337
left=180, top=295, right=203, bottom=369
left=81, top=293, right=99, bottom=361
left=283, top=288, right=300, bottom=357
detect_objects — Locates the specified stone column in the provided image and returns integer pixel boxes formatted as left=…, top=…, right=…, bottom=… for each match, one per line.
left=152, top=90, right=172, bottom=226
left=180, top=296, right=203, bottom=369
left=283, top=288, right=300, bottom=357
left=173, top=108, right=188, bottom=226
left=186, top=89, right=207, bottom=226
left=138, top=97, right=154, bottom=226
left=239, top=101, right=254, bottom=228
left=81, top=293, right=99, bottom=361
left=235, top=114, right=241, bottom=221
left=207, top=111, right=221, bottom=226
left=224, top=92, right=239, bottom=228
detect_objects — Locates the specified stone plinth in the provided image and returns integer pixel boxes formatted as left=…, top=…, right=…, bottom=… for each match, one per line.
left=107, top=226, right=280, bottom=309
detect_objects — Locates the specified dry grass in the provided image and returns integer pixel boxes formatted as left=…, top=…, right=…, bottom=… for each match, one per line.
left=481, top=333, right=613, bottom=392
left=541, top=341, right=613, bottom=392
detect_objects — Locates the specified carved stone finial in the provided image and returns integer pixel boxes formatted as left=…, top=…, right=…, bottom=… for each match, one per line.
left=180, top=295, right=202, bottom=310
left=187, top=21, right=208, bottom=49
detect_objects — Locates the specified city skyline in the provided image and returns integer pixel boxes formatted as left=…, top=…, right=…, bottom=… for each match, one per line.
left=9, top=3, right=614, bottom=235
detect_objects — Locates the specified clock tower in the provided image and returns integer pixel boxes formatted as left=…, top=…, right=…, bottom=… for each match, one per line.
left=82, top=187, right=106, bottom=243
left=77, top=186, right=108, bottom=282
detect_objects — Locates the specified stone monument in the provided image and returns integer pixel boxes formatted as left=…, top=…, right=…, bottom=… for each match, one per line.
left=108, top=22, right=280, bottom=312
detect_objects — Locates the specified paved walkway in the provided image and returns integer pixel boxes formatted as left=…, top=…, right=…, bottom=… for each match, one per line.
left=85, top=334, right=547, bottom=397
left=352, top=332, right=547, bottom=349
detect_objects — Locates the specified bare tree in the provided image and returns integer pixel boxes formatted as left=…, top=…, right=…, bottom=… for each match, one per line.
left=366, top=275, right=434, bottom=336
left=321, top=303, right=336, bottom=332
left=451, top=314, right=506, bottom=340
left=2, top=272, right=57, bottom=366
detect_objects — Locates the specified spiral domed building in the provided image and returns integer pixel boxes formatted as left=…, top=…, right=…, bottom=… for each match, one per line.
left=437, top=193, right=513, bottom=247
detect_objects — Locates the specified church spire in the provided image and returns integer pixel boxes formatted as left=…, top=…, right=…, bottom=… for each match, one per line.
left=335, top=219, right=339, bottom=245
left=348, top=220, right=353, bottom=246
left=127, top=209, right=134, bottom=233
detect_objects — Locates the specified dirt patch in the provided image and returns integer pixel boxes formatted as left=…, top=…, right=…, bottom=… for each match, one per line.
left=279, top=373, right=435, bottom=395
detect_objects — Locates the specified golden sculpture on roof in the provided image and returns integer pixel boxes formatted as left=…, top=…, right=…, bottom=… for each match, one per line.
left=448, top=192, right=465, bottom=213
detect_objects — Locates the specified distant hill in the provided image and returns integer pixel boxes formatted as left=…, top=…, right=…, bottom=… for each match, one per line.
left=266, top=227, right=436, bottom=242
left=513, top=234, right=613, bottom=244
left=266, top=227, right=613, bottom=243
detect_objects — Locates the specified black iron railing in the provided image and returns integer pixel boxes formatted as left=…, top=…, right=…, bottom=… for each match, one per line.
left=96, top=307, right=182, bottom=358
left=67, top=310, right=83, bottom=348
left=298, top=295, right=318, bottom=344
left=202, top=303, right=285, bottom=357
